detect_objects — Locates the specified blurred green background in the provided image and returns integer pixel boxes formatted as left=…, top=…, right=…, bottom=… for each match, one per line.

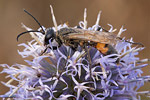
left=0, top=0, right=150, bottom=99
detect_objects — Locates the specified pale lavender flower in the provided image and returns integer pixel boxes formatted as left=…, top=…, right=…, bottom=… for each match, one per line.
left=1, top=6, right=150, bottom=100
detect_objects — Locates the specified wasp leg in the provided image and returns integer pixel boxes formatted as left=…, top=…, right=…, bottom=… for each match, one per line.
left=82, top=42, right=93, bottom=66
left=116, top=37, right=144, bottom=47
left=40, top=47, right=49, bottom=55
left=84, top=45, right=92, bottom=74
left=84, top=45, right=94, bottom=80
left=70, top=44, right=78, bottom=51
left=86, top=47, right=92, bottom=66
left=41, top=38, right=63, bottom=55
left=67, top=40, right=78, bottom=51
left=40, top=46, right=58, bottom=55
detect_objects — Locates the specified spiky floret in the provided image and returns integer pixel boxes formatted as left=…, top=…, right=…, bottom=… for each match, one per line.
left=1, top=5, right=150, bottom=100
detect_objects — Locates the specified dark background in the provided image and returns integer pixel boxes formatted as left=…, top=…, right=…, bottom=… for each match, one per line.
left=0, top=0, right=150, bottom=99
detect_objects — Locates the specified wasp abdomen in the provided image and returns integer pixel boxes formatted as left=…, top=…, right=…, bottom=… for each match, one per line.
left=96, top=43, right=117, bottom=55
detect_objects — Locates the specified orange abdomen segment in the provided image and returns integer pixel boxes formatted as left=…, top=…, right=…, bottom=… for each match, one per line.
left=96, top=43, right=108, bottom=55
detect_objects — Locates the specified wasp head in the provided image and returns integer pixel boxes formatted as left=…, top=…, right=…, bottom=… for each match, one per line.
left=44, top=28, right=56, bottom=45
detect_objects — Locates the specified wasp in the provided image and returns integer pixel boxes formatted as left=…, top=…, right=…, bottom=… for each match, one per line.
left=44, top=27, right=118, bottom=55
left=17, top=26, right=118, bottom=56
left=17, top=10, right=143, bottom=58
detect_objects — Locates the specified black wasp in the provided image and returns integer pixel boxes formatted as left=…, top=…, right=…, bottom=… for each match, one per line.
left=17, top=10, right=143, bottom=57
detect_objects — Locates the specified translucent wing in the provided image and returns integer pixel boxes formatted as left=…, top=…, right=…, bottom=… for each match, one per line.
left=64, top=28, right=117, bottom=44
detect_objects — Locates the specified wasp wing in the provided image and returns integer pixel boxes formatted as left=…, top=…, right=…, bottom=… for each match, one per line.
left=64, top=29, right=117, bottom=44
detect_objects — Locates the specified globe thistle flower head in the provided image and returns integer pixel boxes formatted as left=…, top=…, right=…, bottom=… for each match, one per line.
left=1, top=5, right=150, bottom=100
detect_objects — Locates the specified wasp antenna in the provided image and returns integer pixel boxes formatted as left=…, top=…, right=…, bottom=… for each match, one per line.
left=17, top=30, right=43, bottom=41
left=83, top=8, right=87, bottom=29
left=23, top=9, right=45, bottom=33
left=50, top=5, right=58, bottom=34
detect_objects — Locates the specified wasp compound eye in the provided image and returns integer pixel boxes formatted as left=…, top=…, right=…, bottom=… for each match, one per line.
left=44, top=28, right=55, bottom=45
